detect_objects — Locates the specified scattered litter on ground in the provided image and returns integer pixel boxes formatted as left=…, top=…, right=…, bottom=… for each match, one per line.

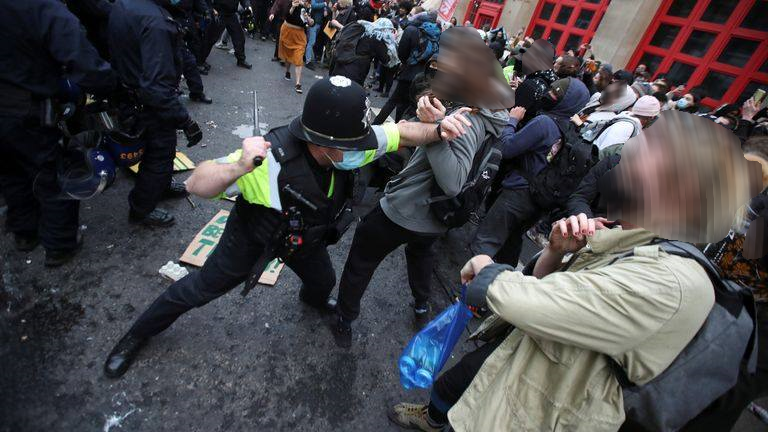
left=103, top=408, right=136, bottom=432
left=107, top=244, right=114, bottom=249
left=159, top=261, right=189, bottom=282
left=205, top=120, right=218, bottom=129
left=264, top=323, right=270, bottom=329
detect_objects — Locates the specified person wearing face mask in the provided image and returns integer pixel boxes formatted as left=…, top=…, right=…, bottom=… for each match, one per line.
left=102, top=76, right=474, bottom=378
left=670, top=90, right=702, bottom=113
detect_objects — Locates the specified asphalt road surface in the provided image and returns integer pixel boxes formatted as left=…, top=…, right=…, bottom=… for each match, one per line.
left=0, top=37, right=765, bottom=432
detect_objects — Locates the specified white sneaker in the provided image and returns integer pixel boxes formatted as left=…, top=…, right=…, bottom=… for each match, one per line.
left=214, top=42, right=228, bottom=50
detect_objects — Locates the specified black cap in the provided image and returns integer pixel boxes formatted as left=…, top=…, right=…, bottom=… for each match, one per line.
left=288, top=77, right=378, bottom=151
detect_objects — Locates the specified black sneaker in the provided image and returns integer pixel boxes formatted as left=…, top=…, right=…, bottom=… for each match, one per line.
left=299, top=289, right=337, bottom=315
left=14, top=233, right=39, bottom=252
left=331, top=315, right=352, bottom=349
left=236, top=59, right=252, bottom=69
left=129, top=208, right=175, bottom=228
left=104, top=333, right=148, bottom=378
left=295, top=84, right=302, bottom=94
left=414, top=300, right=429, bottom=317
left=284, top=71, right=291, bottom=81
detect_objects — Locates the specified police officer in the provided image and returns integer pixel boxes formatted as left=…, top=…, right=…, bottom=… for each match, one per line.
left=103, top=76, right=474, bottom=378
left=171, top=0, right=214, bottom=103
left=0, top=0, right=116, bottom=266
left=109, top=0, right=204, bottom=227
left=204, top=0, right=253, bottom=69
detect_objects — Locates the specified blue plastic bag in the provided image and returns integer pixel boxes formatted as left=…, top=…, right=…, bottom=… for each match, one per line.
left=399, top=288, right=473, bottom=389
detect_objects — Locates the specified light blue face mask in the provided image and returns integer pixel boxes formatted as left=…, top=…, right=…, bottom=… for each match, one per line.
left=330, top=151, right=366, bottom=171
left=676, top=98, right=690, bottom=109
left=169, top=0, right=182, bottom=5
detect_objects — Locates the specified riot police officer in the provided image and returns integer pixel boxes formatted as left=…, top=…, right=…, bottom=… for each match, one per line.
left=171, top=0, right=214, bottom=103
left=0, top=0, right=116, bottom=266
left=103, top=76, right=474, bottom=378
left=108, top=0, right=204, bottom=227
left=204, top=0, right=253, bottom=69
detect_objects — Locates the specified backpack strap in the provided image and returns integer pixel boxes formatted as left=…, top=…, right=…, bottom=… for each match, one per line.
left=607, top=238, right=759, bottom=382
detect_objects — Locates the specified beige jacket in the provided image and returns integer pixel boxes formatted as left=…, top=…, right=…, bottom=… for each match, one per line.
left=448, top=228, right=715, bottom=432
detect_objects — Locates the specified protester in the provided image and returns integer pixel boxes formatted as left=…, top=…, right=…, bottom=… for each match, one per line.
left=471, top=77, right=590, bottom=266
left=389, top=111, right=761, bottom=432
left=373, top=10, right=439, bottom=124
left=580, top=81, right=638, bottom=122
left=304, top=0, right=325, bottom=69
left=584, top=94, right=661, bottom=153
left=330, top=18, right=398, bottom=87
left=332, top=27, right=513, bottom=348
left=553, top=54, right=580, bottom=78
left=277, top=0, right=312, bottom=93
left=0, top=0, right=116, bottom=266
left=103, top=77, right=477, bottom=378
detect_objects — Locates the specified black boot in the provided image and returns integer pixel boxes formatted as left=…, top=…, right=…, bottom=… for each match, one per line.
left=299, top=288, right=337, bottom=315
left=104, top=332, right=148, bottom=378
left=236, top=59, right=252, bottom=69
left=14, top=233, right=39, bottom=252
left=330, top=314, right=352, bottom=349
left=129, top=208, right=175, bottom=228
left=44, top=234, right=83, bottom=267
left=189, top=93, right=213, bottom=104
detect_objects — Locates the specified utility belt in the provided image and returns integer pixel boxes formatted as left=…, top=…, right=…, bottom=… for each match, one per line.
left=0, top=81, right=73, bottom=128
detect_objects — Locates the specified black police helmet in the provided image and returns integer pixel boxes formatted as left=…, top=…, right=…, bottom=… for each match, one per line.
left=288, top=76, right=378, bottom=151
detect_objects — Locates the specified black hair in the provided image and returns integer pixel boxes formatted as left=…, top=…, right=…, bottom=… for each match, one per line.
left=398, top=1, right=413, bottom=13
left=652, top=91, right=668, bottom=105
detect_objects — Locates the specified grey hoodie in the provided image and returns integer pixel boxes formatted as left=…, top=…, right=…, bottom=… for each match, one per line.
left=380, top=109, right=509, bottom=234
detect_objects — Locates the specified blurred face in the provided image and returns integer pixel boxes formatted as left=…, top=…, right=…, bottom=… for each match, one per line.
left=683, top=93, right=695, bottom=105
left=600, top=82, right=624, bottom=105
left=634, top=64, right=646, bottom=75
left=602, top=111, right=762, bottom=243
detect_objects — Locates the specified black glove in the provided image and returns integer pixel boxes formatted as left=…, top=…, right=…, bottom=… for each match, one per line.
left=750, top=192, right=768, bottom=216
left=182, top=118, right=203, bottom=147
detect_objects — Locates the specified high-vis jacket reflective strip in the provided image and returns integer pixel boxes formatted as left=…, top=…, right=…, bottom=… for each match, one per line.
left=220, top=123, right=400, bottom=207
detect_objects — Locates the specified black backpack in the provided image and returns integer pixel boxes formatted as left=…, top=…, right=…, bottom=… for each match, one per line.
left=330, top=22, right=366, bottom=67
left=428, top=133, right=503, bottom=228
left=524, top=115, right=598, bottom=210
left=613, top=240, right=758, bottom=432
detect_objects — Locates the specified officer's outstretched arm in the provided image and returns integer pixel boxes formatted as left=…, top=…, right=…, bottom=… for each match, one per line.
left=397, top=108, right=474, bottom=147
left=186, top=137, right=271, bottom=198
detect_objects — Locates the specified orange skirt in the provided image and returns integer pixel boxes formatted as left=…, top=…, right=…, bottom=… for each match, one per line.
left=278, top=23, right=307, bottom=66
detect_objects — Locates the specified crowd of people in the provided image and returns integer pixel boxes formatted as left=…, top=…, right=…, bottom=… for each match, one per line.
left=1, top=0, right=767, bottom=431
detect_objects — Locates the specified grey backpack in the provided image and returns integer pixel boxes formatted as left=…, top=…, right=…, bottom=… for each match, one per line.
left=612, top=240, right=758, bottom=431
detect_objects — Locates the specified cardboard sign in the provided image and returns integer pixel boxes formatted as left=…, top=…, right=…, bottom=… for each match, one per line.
left=179, top=210, right=284, bottom=285
left=129, top=152, right=196, bottom=174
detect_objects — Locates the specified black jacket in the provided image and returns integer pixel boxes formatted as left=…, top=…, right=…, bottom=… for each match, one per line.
left=330, top=36, right=389, bottom=86
left=108, top=0, right=190, bottom=127
left=396, top=24, right=422, bottom=82
left=212, top=0, right=251, bottom=15
left=566, top=153, right=621, bottom=218
left=0, top=0, right=115, bottom=101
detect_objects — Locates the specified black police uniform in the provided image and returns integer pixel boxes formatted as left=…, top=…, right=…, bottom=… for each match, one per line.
left=108, top=0, right=191, bottom=219
left=0, top=0, right=115, bottom=253
left=204, top=0, right=251, bottom=64
left=171, top=0, right=209, bottom=96
left=128, top=127, right=353, bottom=339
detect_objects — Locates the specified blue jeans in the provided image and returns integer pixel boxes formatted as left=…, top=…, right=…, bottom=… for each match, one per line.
left=305, top=24, right=320, bottom=63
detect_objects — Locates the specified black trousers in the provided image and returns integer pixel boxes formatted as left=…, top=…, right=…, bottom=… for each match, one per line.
left=272, top=18, right=283, bottom=59
left=129, top=118, right=176, bottom=217
left=428, top=338, right=505, bottom=423
left=373, top=79, right=412, bottom=125
left=203, top=13, right=246, bottom=61
left=470, top=188, right=543, bottom=267
left=180, top=46, right=205, bottom=95
left=129, top=199, right=336, bottom=338
left=336, top=204, right=438, bottom=321
left=0, top=115, right=79, bottom=251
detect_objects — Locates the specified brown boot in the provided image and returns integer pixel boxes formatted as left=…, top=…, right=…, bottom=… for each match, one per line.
left=387, top=403, right=445, bottom=431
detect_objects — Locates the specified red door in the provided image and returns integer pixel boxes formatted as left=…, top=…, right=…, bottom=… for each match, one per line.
left=627, top=0, right=768, bottom=108
left=464, top=0, right=506, bottom=29
left=526, top=0, right=612, bottom=53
